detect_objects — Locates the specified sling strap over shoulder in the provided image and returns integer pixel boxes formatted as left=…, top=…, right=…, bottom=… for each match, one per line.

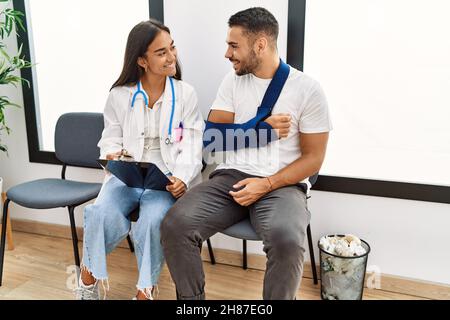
left=203, top=59, right=290, bottom=152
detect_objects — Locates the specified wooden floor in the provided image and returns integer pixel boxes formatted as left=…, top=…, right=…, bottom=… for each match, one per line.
left=0, top=231, right=428, bottom=300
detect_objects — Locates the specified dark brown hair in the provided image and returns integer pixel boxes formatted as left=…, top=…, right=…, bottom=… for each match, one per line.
left=111, top=19, right=182, bottom=90
left=228, top=7, right=279, bottom=45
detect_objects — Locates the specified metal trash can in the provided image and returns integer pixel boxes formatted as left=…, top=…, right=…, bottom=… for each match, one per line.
left=318, top=234, right=371, bottom=300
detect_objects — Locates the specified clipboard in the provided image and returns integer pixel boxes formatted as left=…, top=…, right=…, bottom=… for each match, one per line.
left=97, top=159, right=172, bottom=190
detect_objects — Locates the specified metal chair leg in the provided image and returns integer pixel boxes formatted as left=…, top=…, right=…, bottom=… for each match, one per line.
left=243, top=239, right=247, bottom=270
left=1, top=193, right=13, bottom=250
left=0, top=199, right=11, bottom=286
left=68, top=206, right=81, bottom=267
left=206, top=238, right=215, bottom=265
left=307, top=224, right=318, bottom=284
left=127, top=235, right=135, bottom=253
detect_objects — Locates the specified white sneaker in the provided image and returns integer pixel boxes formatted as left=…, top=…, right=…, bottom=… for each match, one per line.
left=74, top=280, right=100, bottom=300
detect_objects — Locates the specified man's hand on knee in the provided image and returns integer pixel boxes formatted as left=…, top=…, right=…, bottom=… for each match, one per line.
left=229, top=177, right=272, bottom=206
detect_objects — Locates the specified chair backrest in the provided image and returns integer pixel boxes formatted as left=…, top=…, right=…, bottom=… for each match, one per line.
left=54, top=112, right=104, bottom=169
left=309, top=173, right=319, bottom=186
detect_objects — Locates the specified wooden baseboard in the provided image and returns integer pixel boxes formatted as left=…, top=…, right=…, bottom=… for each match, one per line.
left=10, top=218, right=450, bottom=300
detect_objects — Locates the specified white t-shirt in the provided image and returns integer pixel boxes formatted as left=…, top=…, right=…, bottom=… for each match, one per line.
left=211, top=66, right=332, bottom=189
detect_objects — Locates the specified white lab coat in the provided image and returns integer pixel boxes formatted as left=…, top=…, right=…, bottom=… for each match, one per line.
left=98, top=77, right=204, bottom=188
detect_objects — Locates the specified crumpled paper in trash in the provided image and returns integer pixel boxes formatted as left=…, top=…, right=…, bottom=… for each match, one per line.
left=319, top=234, right=367, bottom=257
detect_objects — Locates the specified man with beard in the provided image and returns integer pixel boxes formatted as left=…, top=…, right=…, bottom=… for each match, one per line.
left=161, top=7, right=332, bottom=300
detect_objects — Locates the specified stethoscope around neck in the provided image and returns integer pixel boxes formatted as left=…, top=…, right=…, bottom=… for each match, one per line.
left=130, top=77, right=176, bottom=145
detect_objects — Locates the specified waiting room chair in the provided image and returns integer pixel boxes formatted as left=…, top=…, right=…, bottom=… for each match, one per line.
left=0, top=113, right=104, bottom=286
left=0, top=192, right=14, bottom=251
left=206, top=175, right=319, bottom=285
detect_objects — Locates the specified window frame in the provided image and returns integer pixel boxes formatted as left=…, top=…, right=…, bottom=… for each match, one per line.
left=14, top=0, right=450, bottom=203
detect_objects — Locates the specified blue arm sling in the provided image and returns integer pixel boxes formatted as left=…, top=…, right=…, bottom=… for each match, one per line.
left=203, top=59, right=290, bottom=152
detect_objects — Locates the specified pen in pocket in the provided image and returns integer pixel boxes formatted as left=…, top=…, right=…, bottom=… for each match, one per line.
left=175, top=122, right=183, bottom=142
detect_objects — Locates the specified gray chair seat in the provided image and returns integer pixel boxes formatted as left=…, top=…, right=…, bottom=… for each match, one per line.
left=1, top=113, right=106, bottom=286
left=222, top=218, right=261, bottom=241
left=7, top=179, right=102, bottom=209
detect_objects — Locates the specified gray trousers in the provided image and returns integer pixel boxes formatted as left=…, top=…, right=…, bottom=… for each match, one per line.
left=160, top=169, right=311, bottom=300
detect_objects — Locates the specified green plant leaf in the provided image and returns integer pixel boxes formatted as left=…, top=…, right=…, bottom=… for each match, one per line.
left=0, top=1, right=30, bottom=153
left=0, top=96, right=20, bottom=109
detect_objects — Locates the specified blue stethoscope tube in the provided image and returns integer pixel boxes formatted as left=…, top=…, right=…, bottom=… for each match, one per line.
left=131, top=77, right=176, bottom=144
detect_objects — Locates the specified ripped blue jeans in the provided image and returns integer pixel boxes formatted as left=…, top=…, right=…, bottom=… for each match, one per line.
left=81, top=175, right=175, bottom=290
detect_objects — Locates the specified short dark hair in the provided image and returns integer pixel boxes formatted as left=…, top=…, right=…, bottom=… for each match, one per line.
left=228, top=7, right=279, bottom=43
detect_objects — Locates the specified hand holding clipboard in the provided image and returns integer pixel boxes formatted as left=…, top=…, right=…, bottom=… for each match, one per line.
left=166, top=176, right=187, bottom=198
left=98, top=158, right=172, bottom=191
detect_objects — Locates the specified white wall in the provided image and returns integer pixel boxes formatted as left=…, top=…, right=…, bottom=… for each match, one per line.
left=1, top=1, right=450, bottom=286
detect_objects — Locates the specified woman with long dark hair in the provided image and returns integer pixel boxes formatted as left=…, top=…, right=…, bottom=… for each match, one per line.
left=74, top=20, right=204, bottom=300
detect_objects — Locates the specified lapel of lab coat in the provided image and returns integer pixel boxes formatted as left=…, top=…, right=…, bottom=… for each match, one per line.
left=129, top=82, right=146, bottom=140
